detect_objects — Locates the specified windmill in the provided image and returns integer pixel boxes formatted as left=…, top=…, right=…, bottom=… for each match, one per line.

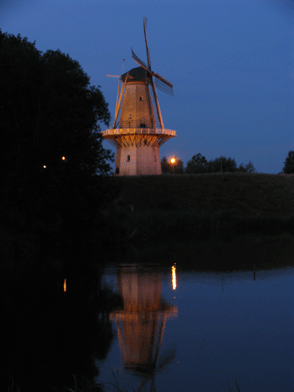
left=102, top=16, right=176, bottom=176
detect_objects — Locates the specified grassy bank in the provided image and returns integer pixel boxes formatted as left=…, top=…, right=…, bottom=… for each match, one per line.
left=110, top=173, right=294, bottom=217
left=103, top=173, right=294, bottom=243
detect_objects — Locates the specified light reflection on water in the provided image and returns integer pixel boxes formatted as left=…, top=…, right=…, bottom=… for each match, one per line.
left=98, top=264, right=294, bottom=392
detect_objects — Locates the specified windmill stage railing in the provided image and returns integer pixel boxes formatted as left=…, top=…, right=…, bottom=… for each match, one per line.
left=101, top=128, right=176, bottom=148
left=102, top=128, right=176, bottom=137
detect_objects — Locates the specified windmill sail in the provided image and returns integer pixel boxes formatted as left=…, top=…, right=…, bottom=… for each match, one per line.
left=131, top=49, right=148, bottom=70
left=155, top=77, right=174, bottom=96
left=143, top=16, right=151, bottom=69
left=148, top=84, right=162, bottom=129
left=132, top=49, right=173, bottom=94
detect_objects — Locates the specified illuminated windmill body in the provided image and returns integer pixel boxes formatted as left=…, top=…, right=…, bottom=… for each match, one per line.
left=102, top=17, right=176, bottom=176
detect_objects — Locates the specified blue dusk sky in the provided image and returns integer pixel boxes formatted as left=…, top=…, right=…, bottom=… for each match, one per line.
left=1, top=0, right=293, bottom=173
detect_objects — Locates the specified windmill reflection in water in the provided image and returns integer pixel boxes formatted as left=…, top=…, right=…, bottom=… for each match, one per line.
left=110, top=265, right=178, bottom=391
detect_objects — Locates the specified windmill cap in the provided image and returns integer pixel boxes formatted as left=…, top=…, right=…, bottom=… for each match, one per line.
left=121, top=67, right=148, bottom=82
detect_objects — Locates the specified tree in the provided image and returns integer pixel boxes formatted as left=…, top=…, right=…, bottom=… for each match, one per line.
left=238, top=161, right=256, bottom=173
left=283, top=151, right=294, bottom=173
left=0, top=32, right=112, bottom=180
left=206, top=156, right=237, bottom=173
left=174, top=159, right=184, bottom=174
left=185, top=153, right=256, bottom=174
left=185, top=153, right=208, bottom=174
left=0, top=31, right=114, bottom=261
left=161, top=157, right=170, bottom=173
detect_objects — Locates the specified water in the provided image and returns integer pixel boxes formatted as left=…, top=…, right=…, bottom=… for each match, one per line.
left=97, top=263, right=294, bottom=392
left=3, top=237, right=294, bottom=392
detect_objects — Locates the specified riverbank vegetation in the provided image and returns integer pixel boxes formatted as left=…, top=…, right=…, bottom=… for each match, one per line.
left=103, top=173, right=294, bottom=249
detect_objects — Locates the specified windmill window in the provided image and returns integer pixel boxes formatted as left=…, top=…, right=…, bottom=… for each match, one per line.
left=139, top=96, right=143, bottom=101
left=140, top=123, right=146, bottom=128
left=129, top=114, right=132, bottom=119
left=127, top=155, right=130, bottom=162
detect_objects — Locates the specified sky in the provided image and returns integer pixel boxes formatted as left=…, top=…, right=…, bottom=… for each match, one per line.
left=1, top=0, right=293, bottom=173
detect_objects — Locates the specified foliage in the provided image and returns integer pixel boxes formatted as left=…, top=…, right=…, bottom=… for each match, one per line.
left=238, top=161, right=256, bottom=173
left=207, top=156, right=237, bottom=173
left=185, top=153, right=208, bottom=174
left=283, top=150, right=294, bottom=173
left=0, top=31, right=112, bottom=178
left=185, top=153, right=256, bottom=174
left=161, top=156, right=184, bottom=174
left=0, top=31, right=114, bottom=262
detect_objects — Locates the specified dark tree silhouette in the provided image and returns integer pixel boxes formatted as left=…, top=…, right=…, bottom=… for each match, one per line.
left=185, top=154, right=256, bottom=174
left=0, top=31, right=114, bottom=261
left=283, top=151, right=294, bottom=174
left=238, top=161, right=256, bottom=173
left=185, top=153, right=208, bottom=173
left=206, top=156, right=237, bottom=173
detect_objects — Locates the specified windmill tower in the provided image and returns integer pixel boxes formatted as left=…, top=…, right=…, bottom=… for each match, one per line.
left=102, top=17, right=176, bottom=176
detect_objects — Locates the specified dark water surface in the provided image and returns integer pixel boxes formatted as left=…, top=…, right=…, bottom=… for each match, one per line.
left=98, top=263, right=294, bottom=392
left=3, top=237, right=294, bottom=392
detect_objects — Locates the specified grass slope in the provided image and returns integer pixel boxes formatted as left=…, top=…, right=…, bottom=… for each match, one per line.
left=112, top=172, right=294, bottom=218
left=102, top=173, right=294, bottom=244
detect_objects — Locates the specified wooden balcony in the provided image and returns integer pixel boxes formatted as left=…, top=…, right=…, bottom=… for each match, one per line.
left=102, top=128, right=176, bottom=147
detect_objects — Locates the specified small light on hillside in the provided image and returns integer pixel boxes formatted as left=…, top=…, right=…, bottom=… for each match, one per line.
left=62, top=156, right=66, bottom=161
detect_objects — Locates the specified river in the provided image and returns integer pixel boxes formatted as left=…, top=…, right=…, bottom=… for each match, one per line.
left=97, top=261, right=294, bottom=392
left=3, top=236, right=294, bottom=392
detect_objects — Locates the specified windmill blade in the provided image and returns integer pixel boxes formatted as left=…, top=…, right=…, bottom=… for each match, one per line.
left=155, top=77, right=174, bottom=96
left=153, top=72, right=173, bottom=89
left=131, top=48, right=148, bottom=70
left=148, top=85, right=162, bottom=129
left=150, top=80, right=164, bottom=130
left=143, top=15, right=151, bottom=70
left=132, top=49, right=173, bottom=95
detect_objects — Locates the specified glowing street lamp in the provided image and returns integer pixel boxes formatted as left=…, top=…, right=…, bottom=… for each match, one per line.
left=169, top=156, right=177, bottom=174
